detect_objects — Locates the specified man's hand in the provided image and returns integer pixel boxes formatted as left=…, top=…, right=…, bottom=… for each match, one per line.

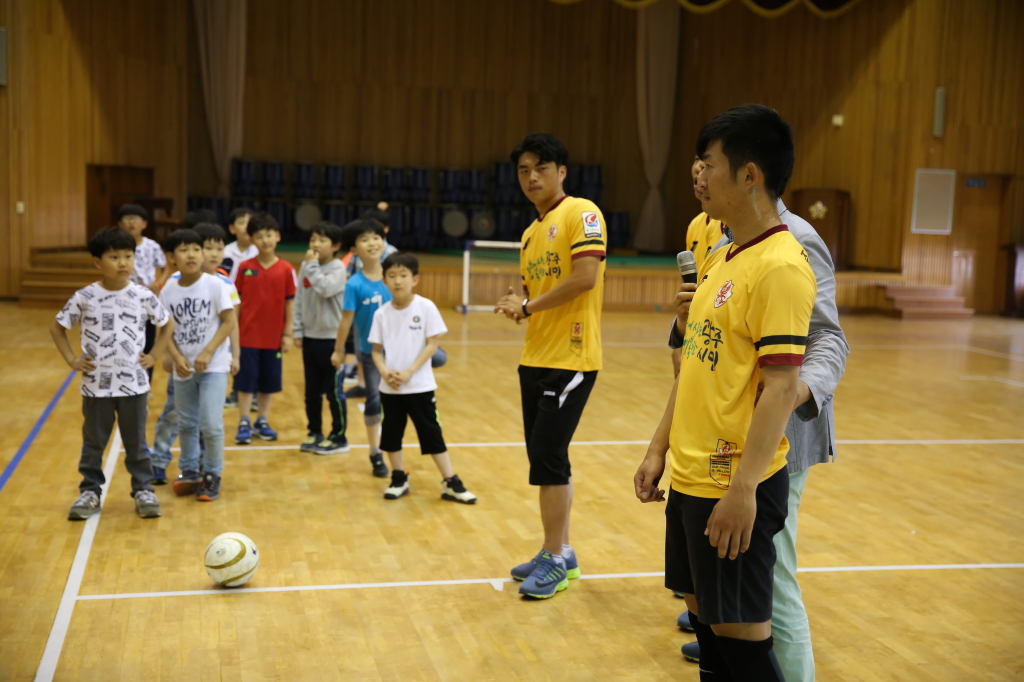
left=705, top=489, right=757, bottom=560
left=281, top=336, right=294, bottom=353
left=674, top=283, right=698, bottom=336
left=294, top=337, right=303, bottom=350
left=304, top=248, right=318, bottom=262
left=330, top=351, right=344, bottom=369
left=173, top=355, right=194, bottom=378
left=231, top=356, right=240, bottom=376
left=494, top=286, right=525, bottom=323
left=633, top=452, right=667, bottom=503
left=71, top=355, right=97, bottom=373
left=193, top=349, right=213, bottom=373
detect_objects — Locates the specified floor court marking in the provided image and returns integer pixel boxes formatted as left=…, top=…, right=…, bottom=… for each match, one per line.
left=35, top=427, right=122, bottom=682
left=0, top=370, right=76, bottom=496
left=73, top=563, right=1024, bottom=602
left=960, top=375, right=1024, bottom=388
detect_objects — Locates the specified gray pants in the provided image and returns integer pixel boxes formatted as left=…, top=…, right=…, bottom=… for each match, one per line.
left=80, top=394, right=153, bottom=495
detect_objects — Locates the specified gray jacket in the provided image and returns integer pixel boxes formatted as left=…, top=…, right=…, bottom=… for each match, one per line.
left=670, top=199, right=850, bottom=474
left=293, top=258, right=347, bottom=340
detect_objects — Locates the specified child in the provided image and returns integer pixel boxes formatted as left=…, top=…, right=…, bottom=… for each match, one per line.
left=233, top=212, right=297, bottom=444
left=118, top=204, right=170, bottom=380
left=159, top=229, right=236, bottom=501
left=293, top=221, right=349, bottom=455
left=368, top=253, right=476, bottom=503
left=330, top=219, right=391, bottom=478
left=151, top=223, right=241, bottom=485
left=348, top=209, right=399, bottom=275
left=50, top=227, right=173, bottom=520
left=222, top=208, right=258, bottom=283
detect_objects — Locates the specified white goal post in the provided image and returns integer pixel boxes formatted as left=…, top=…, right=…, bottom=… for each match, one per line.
left=459, top=240, right=522, bottom=313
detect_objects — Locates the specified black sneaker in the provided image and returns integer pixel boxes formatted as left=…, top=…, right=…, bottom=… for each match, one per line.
left=370, top=452, right=389, bottom=478
left=441, top=474, right=477, bottom=504
left=197, top=472, right=221, bottom=501
left=345, top=385, right=367, bottom=399
left=384, top=470, right=410, bottom=499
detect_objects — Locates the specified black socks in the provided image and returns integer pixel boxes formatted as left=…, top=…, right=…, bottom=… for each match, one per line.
left=691, top=617, right=733, bottom=681
left=717, top=634, right=785, bottom=681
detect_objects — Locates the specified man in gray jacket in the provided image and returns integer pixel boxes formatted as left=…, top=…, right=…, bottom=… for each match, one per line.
left=293, top=221, right=350, bottom=455
left=670, top=198, right=849, bottom=682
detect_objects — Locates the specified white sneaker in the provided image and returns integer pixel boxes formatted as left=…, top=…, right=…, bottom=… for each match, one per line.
left=384, top=471, right=410, bottom=499
left=441, top=475, right=477, bottom=504
left=68, top=490, right=101, bottom=520
left=134, top=489, right=162, bottom=518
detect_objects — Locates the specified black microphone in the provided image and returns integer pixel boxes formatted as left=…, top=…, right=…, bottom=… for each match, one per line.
left=677, top=250, right=697, bottom=284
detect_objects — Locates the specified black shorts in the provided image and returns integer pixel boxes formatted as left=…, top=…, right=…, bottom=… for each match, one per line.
left=380, top=391, right=446, bottom=455
left=664, top=467, right=789, bottom=625
left=518, top=365, right=597, bottom=486
left=233, top=347, right=283, bottom=394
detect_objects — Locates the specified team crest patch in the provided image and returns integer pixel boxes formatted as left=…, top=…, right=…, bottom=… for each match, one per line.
left=413, top=316, right=420, bottom=323
left=569, top=322, right=583, bottom=357
left=548, top=224, right=558, bottom=242
left=710, top=439, right=736, bottom=486
left=243, top=268, right=257, bottom=277
left=714, top=280, right=734, bottom=308
left=582, top=212, right=601, bottom=238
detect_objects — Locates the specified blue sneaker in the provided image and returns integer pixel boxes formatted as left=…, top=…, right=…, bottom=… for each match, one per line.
left=253, top=417, right=277, bottom=441
left=677, top=610, right=695, bottom=633
left=235, top=419, right=252, bottom=445
left=518, top=551, right=569, bottom=599
left=224, top=391, right=238, bottom=409
left=151, top=466, right=168, bottom=485
left=681, top=640, right=700, bottom=662
left=172, top=470, right=201, bottom=496
left=511, top=549, right=580, bottom=581
left=197, top=472, right=221, bottom=501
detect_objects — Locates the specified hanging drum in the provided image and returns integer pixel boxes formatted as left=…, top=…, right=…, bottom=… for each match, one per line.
left=441, top=207, right=469, bottom=237
left=294, top=203, right=322, bottom=232
left=470, top=209, right=496, bottom=239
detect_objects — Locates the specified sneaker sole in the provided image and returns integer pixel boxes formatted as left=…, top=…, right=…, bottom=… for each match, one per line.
left=372, top=469, right=389, bottom=478
left=441, top=492, right=477, bottom=504
left=682, top=653, right=699, bottom=663
left=137, top=507, right=161, bottom=518
left=197, top=494, right=219, bottom=501
left=519, top=577, right=569, bottom=599
left=299, top=444, right=319, bottom=452
left=236, top=436, right=251, bottom=444
left=152, top=480, right=167, bottom=486
left=256, top=433, right=278, bottom=441
left=315, top=446, right=350, bottom=455
left=172, top=481, right=200, bottom=496
left=512, top=566, right=579, bottom=582
left=384, top=488, right=410, bottom=500
left=68, top=508, right=100, bottom=521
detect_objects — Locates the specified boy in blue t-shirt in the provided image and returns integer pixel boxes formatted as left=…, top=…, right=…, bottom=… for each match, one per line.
left=331, top=218, right=391, bottom=478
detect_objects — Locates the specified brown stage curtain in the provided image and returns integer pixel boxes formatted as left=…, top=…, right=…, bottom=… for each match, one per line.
left=633, top=0, right=680, bottom=252
left=549, top=0, right=862, bottom=20
left=193, top=0, right=247, bottom=197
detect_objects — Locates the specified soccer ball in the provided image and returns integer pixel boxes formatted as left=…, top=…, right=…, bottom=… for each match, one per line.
left=204, top=532, right=259, bottom=587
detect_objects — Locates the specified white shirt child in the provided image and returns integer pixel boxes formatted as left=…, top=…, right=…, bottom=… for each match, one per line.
left=160, top=273, right=235, bottom=379
left=222, top=241, right=259, bottom=283
left=367, top=295, right=448, bottom=395
left=130, top=237, right=167, bottom=287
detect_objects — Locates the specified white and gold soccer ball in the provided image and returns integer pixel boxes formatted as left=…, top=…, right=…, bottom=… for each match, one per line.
left=204, top=532, right=259, bottom=587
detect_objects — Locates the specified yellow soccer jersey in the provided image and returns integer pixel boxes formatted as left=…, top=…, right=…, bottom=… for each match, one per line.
left=520, top=196, right=607, bottom=372
left=684, top=212, right=727, bottom=272
left=669, top=225, right=816, bottom=498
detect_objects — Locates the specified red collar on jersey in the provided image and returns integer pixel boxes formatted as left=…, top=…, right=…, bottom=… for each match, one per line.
left=539, top=194, right=570, bottom=221
left=725, top=225, right=789, bottom=262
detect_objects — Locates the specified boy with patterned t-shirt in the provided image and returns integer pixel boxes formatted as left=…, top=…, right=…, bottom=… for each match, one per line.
left=117, top=204, right=170, bottom=381
left=50, top=227, right=173, bottom=520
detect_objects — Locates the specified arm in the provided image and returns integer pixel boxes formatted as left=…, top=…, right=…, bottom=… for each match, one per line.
left=144, top=318, right=176, bottom=371
left=49, top=321, right=96, bottom=373
left=495, top=256, right=601, bottom=319
left=304, top=259, right=346, bottom=298
left=281, top=299, right=295, bottom=352
left=330, top=310, right=356, bottom=368
left=292, top=265, right=304, bottom=345
left=391, top=334, right=442, bottom=389
left=230, top=305, right=241, bottom=375
left=633, top=374, right=679, bottom=503
left=706, top=365, right=800, bottom=559
left=193, top=309, right=236, bottom=373
left=371, top=343, right=389, bottom=382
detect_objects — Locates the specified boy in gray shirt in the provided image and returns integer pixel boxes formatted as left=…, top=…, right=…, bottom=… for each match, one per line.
left=293, top=222, right=349, bottom=455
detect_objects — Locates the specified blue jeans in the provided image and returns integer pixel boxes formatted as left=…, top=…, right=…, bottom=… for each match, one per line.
left=151, top=379, right=178, bottom=470
left=772, top=468, right=814, bottom=681
left=175, top=372, right=229, bottom=476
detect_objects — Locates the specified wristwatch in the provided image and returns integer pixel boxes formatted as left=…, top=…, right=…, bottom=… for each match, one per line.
left=521, top=299, right=532, bottom=317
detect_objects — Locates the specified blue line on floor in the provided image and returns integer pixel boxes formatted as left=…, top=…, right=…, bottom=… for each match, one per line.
left=0, top=370, right=76, bottom=495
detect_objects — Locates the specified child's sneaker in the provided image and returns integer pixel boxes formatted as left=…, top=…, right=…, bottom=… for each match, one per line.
left=441, top=475, right=477, bottom=504
left=369, top=452, right=389, bottom=478
left=224, top=390, right=238, bottom=408
left=253, top=417, right=277, bottom=441
left=314, top=433, right=350, bottom=455
left=197, top=472, right=221, bottom=501
left=68, top=490, right=101, bottom=520
left=151, top=466, right=168, bottom=485
left=345, top=385, right=367, bottom=399
left=236, top=419, right=252, bottom=444
left=173, top=470, right=202, bottom=496
left=133, top=490, right=162, bottom=518
left=250, top=397, right=258, bottom=412
left=384, top=470, right=410, bottom=499
left=300, top=432, right=323, bottom=452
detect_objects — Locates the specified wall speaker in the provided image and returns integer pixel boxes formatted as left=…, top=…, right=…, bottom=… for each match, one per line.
left=910, top=168, right=956, bottom=235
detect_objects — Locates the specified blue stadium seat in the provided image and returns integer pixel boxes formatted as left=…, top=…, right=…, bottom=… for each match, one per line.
left=265, top=199, right=288, bottom=233
left=438, top=169, right=462, bottom=204
left=387, top=204, right=409, bottom=249
left=410, top=168, right=431, bottom=203
left=410, top=205, right=437, bottom=250
left=323, top=164, right=346, bottom=201
left=232, top=159, right=256, bottom=197
left=354, top=165, right=376, bottom=202
left=293, top=163, right=317, bottom=199
left=381, top=167, right=410, bottom=203
left=494, top=208, right=516, bottom=241
left=464, top=169, right=487, bottom=204
left=577, top=164, right=603, bottom=204
left=606, top=211, right=631, bottom=250
left=322, top=202, right=351, bottom=227
left=264, top=162, right=286, bottom=198
left=493, top=161, right=518, bottom=205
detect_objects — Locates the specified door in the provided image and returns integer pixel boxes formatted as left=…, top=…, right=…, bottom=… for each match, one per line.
left=951, top=174, right=1009, bottom=313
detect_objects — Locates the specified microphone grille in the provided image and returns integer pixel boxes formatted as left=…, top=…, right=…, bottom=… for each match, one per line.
left=677, top=250, right=696, bottom=273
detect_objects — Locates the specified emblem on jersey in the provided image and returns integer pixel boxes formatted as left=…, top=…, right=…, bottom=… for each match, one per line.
left=714, top=280, right=734, bottom=308
left=582, top=212, right=601, bottom=238
left=710, top=439, right=736, bottom=486
left=569, top=322, right=583, bottom=357
left=243, top=268, right=257, bottom=277
left=413, top=316, right=420, bottom=323
left=548, top=224, right=558, bottom=242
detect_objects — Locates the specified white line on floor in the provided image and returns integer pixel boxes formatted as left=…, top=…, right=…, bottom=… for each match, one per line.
left=959, top=375, right=1024, bottom=388
left=35, top=428, right=122, bottom=682
left=853, top=344, right=1024, bottom=362
left=73, top=562, right=1024, bottom=602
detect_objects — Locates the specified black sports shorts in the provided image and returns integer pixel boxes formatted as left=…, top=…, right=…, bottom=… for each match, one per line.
left=380, top=391, right=446, bottom=456
left=518, top=365, right=597, bottom=486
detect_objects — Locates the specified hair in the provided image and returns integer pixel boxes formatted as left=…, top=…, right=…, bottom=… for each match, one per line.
left=164, top=228, right=204, bottom=253
left=116, top=203, right=149, bottom=222
left=88, top=227, right=137, bottom=258
left=341, top=218, right=386, bottom=251
left=228, top=207, right=255, bottom=226
left=382, top=252, right=419, bottom=276
left=509, top=132, right=569, bottom=168
left=194, top=222, right=228, bottom=246
left=246, top=211, right=280, bottom=237
left=359, top=208, right=389, bottom=228
left=182, top=209, right=219, bottom=228
left=695, top=104, right=795, bottom=200
left=311, top=221, right=345, bottom=247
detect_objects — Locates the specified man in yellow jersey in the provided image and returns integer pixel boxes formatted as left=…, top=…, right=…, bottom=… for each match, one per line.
left=634, top=105, right=814, bottom=681
left=685, top=154, right=727, bottom=273
left=494, top=133, right=605, bottom=599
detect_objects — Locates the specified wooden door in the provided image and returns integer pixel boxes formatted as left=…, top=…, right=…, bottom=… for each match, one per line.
left=951, top=174, right=1009, bottom=313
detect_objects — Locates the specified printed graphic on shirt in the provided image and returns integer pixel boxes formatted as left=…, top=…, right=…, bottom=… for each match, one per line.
left=160, top=273, right=234, bottom=377
left=709, top=440, right=735, bottom=485
left=129, top=237, right=167, bottom=287
left=582, top=212, right=602, bottom=238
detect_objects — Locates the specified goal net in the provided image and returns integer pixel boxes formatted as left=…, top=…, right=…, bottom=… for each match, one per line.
left=460, top=240, right=522, bottom=312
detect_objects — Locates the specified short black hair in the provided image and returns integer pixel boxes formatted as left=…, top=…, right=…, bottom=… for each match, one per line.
left=510, top=133, right=569, bottom=168
left=246, top=211, right=280, bottom=237
left=382, top=252, right=418, bottom=276
left=116, top=204, right=149, bottom=222
left=164, top=228, right=204, bottom=253
left=311, top=221, right=345, bottom=247
left=359, top=208, right=389, bottom=228
left=695, top=104, right=795, bottom=200
left=228, top=207, right=254, bottom=225
left=341, top=218, right=386, bottom=251
left=182, top=209, right=219, bottom=228
left=194, top=222, right=228, bottom=246
left=88, top=227, right=137, bottom=258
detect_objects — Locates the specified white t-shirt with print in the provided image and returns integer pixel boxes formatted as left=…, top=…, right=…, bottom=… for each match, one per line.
left=172, top=271, right=239, bottom=307
left=223, top=241, right=259, bottom=283
left=56, top=282, right=170, bottom=397
left=367, top=295, right=448, bottom=395
left=130, top=237, right=167, bottom=287
left=160, top=273, right=235, bottom=378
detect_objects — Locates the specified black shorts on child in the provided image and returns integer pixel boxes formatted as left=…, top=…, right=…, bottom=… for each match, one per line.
left=379, top=391, right=446, bottom=455
left=234, top=347, right=283, bottom=394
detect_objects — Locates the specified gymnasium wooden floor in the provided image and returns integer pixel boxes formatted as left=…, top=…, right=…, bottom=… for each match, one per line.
left=1, top=302, right=1023, bottom=681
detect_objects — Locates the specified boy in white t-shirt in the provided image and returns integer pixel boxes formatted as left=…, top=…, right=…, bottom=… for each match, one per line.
left=118, top=203, right=170, bottom=382
left=222, top=208, right=259, bottom=283
left=368, top=253, right=476, bottom=504
left=160, top=229, right=237, bottom=502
